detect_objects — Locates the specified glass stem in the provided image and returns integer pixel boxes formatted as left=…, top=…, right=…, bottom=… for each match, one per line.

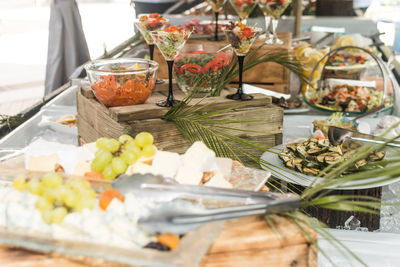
left=215, top=12, right=219, bottom=41
left=237, top=55, right=245, bottom=95
left=271, top=18, right=278, bottom=43
left=264, top=15, right=271, bottom=37
left=167, top=60, right=174, bottom=103
left=149, top=44, right=155, bottom=61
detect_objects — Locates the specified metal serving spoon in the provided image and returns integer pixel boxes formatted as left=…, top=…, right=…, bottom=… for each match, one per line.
left=328, top=126, right=400, bottom=148
left=112, top=173, right=280, bottom=203
left=138, top=195, right=300, bottom=234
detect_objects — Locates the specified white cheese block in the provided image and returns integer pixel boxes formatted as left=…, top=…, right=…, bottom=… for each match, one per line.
left=27, top=154, right=59, bottom=172
left=151, top=150, right=181, bottom=178
left=125, top=162, right=156, bottom=175
left=204, top=170, right=233, bottom=189
left=215, top=157, right=233, bottom=179
left=181, top=141, right=216, bottom=172
left=174, top=165, right=203, bottom=185
left=73, top=160, right=91, bottom=176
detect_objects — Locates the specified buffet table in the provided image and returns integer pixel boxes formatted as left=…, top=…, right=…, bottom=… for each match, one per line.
left=1, top=9, right=400, bottom=266
left=1, top=79, right=400, bottom=266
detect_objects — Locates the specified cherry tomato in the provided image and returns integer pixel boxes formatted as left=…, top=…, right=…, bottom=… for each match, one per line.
left=180, top=64, right=203, bottom=74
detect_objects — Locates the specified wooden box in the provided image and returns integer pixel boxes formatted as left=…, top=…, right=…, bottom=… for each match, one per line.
left=0, top=216, right=317, bottom=267
left=153, top=32, right=292, bottom=93
left=77, top=84, right=283, bottom=156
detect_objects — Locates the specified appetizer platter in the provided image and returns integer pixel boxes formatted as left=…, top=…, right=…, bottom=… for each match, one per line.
left=305, top=78, right=393, bottom=114
left=261, top=142, right=398, bottom=190
left=0, top=132, right=271, bottom=266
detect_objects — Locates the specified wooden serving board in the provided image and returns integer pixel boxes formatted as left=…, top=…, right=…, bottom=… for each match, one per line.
left=0, top=216, right=317, bottom=267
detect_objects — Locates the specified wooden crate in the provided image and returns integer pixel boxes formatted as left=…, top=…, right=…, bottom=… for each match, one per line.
left=77, top=84, right=283, bottom=155
left=153, top=32, right=292, bottom=93
left=0, top=216, right=317, bottom=267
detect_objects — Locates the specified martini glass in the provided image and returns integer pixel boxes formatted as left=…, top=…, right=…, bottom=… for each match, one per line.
left=229, top=0, right=257, bottom=24
left=224, top=22, right=262, bottom=100
left=135, top=14, right=168, bottom=84
left=151, top=27, right=192, bottom=107
left=206, top=0, right=228, bottom=41
left=257, top=0, right=291, bottom=45
left=135, top=14, right=168, bottom=61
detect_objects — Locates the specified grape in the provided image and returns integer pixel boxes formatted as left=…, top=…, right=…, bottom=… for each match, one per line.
left=95, top=148, right=106, bottom=157
left=41, top=210, right=53, bottom=224
left=54, top=185, right=67, bottom=204
left=78, top=187, right=96, bottom=199
left=63, top=188, right=78, bottom=208
left=27, top=179, right=42, bottom=195
left=104, top=139, right=120, bottom=153
left=91, top=151, right=113, bottom=172
left=96, top=137, right=109, bottom=149
left=80, top=179, right=91, bottom=189
left=134, top=132, right=154, bottom=148
left=42, top=173, right=63, bottom=188
left=36, top=197, right=53, bottom=211
left=102, top=164, right=117, bottom=180
left=142, top=144, right=157, bottom=157
left=112, top=157, right=127, bottom=174
left=120, top=150, right=138, bottom=165
left=13, top=176, right=27, bottom=191
left=74, top=198, right=94, bottom=212
left=52, top=207, right=68, bottom=224
left=119, top=134, right=133, bottom=144
left=125, top=140, right=142, bottom=157
left=42, top=188, right=56, bottom=203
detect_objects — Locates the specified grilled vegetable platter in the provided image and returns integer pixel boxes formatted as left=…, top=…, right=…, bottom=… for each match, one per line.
left=260, top=137, right=399, bottom=189
left=278, top=138, right=386, bottom=177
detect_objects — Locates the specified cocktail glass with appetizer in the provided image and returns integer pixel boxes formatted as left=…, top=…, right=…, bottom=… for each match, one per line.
left=257, top=0, right=291, bottom=45
left=135, top=13, right=168, bottom=61
left=151, top=26, right=192, bottom=107
left=229, top=0, right=257, bottom=24
left=207, top=0, right=228, bottom=41
left=135, top=13, right=168, bottom=84
left=224, top=21, right=262, bottom=100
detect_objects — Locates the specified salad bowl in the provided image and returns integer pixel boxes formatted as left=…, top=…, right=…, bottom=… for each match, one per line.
left=173, top=44, right=233, bottom=95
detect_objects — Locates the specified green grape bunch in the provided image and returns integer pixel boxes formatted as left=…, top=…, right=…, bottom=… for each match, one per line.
left=13, top=174, right=97, bottom=225
left=91, top=132, right=156, bottom=180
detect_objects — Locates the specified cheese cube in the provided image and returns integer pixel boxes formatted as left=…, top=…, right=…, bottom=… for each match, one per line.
left=151, top=151, right=181, bottom=178
left=27, top=154, right=59, bottom=172
left=182, top=141, right=216, bottom=172
left=215, top=157, right=233, bottom=179
left=204, top=170, right=233, bottom=189
left=73, top=160, right=91, bottom=176
left=175, top=165, right=203, bottom=185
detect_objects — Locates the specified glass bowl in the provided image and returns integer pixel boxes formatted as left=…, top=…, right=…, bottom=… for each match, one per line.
left=172, top=44, right=233, bottom=95
left=85, top=58, right=158, bottom=107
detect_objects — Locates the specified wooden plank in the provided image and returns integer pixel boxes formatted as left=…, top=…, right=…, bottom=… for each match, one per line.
left=109, top=91, right=272, bottom=122
left=76, top=90, right=134, bottom=137
left=207, top=216, right=316, bottom=253
left=0, top=216, right=317, bottom=267
left=201, top=244, right=313, bottom=267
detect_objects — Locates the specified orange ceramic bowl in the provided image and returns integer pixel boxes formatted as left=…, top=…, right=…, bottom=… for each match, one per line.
left=85, top=58, right=159, bottom=107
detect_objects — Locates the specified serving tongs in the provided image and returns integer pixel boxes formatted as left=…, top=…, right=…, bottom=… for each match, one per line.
left=138, top=195, right=300, bottom=234
left=112, top=173, right=279, bottom=203
left=328, top=126, right=400, bottom=148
